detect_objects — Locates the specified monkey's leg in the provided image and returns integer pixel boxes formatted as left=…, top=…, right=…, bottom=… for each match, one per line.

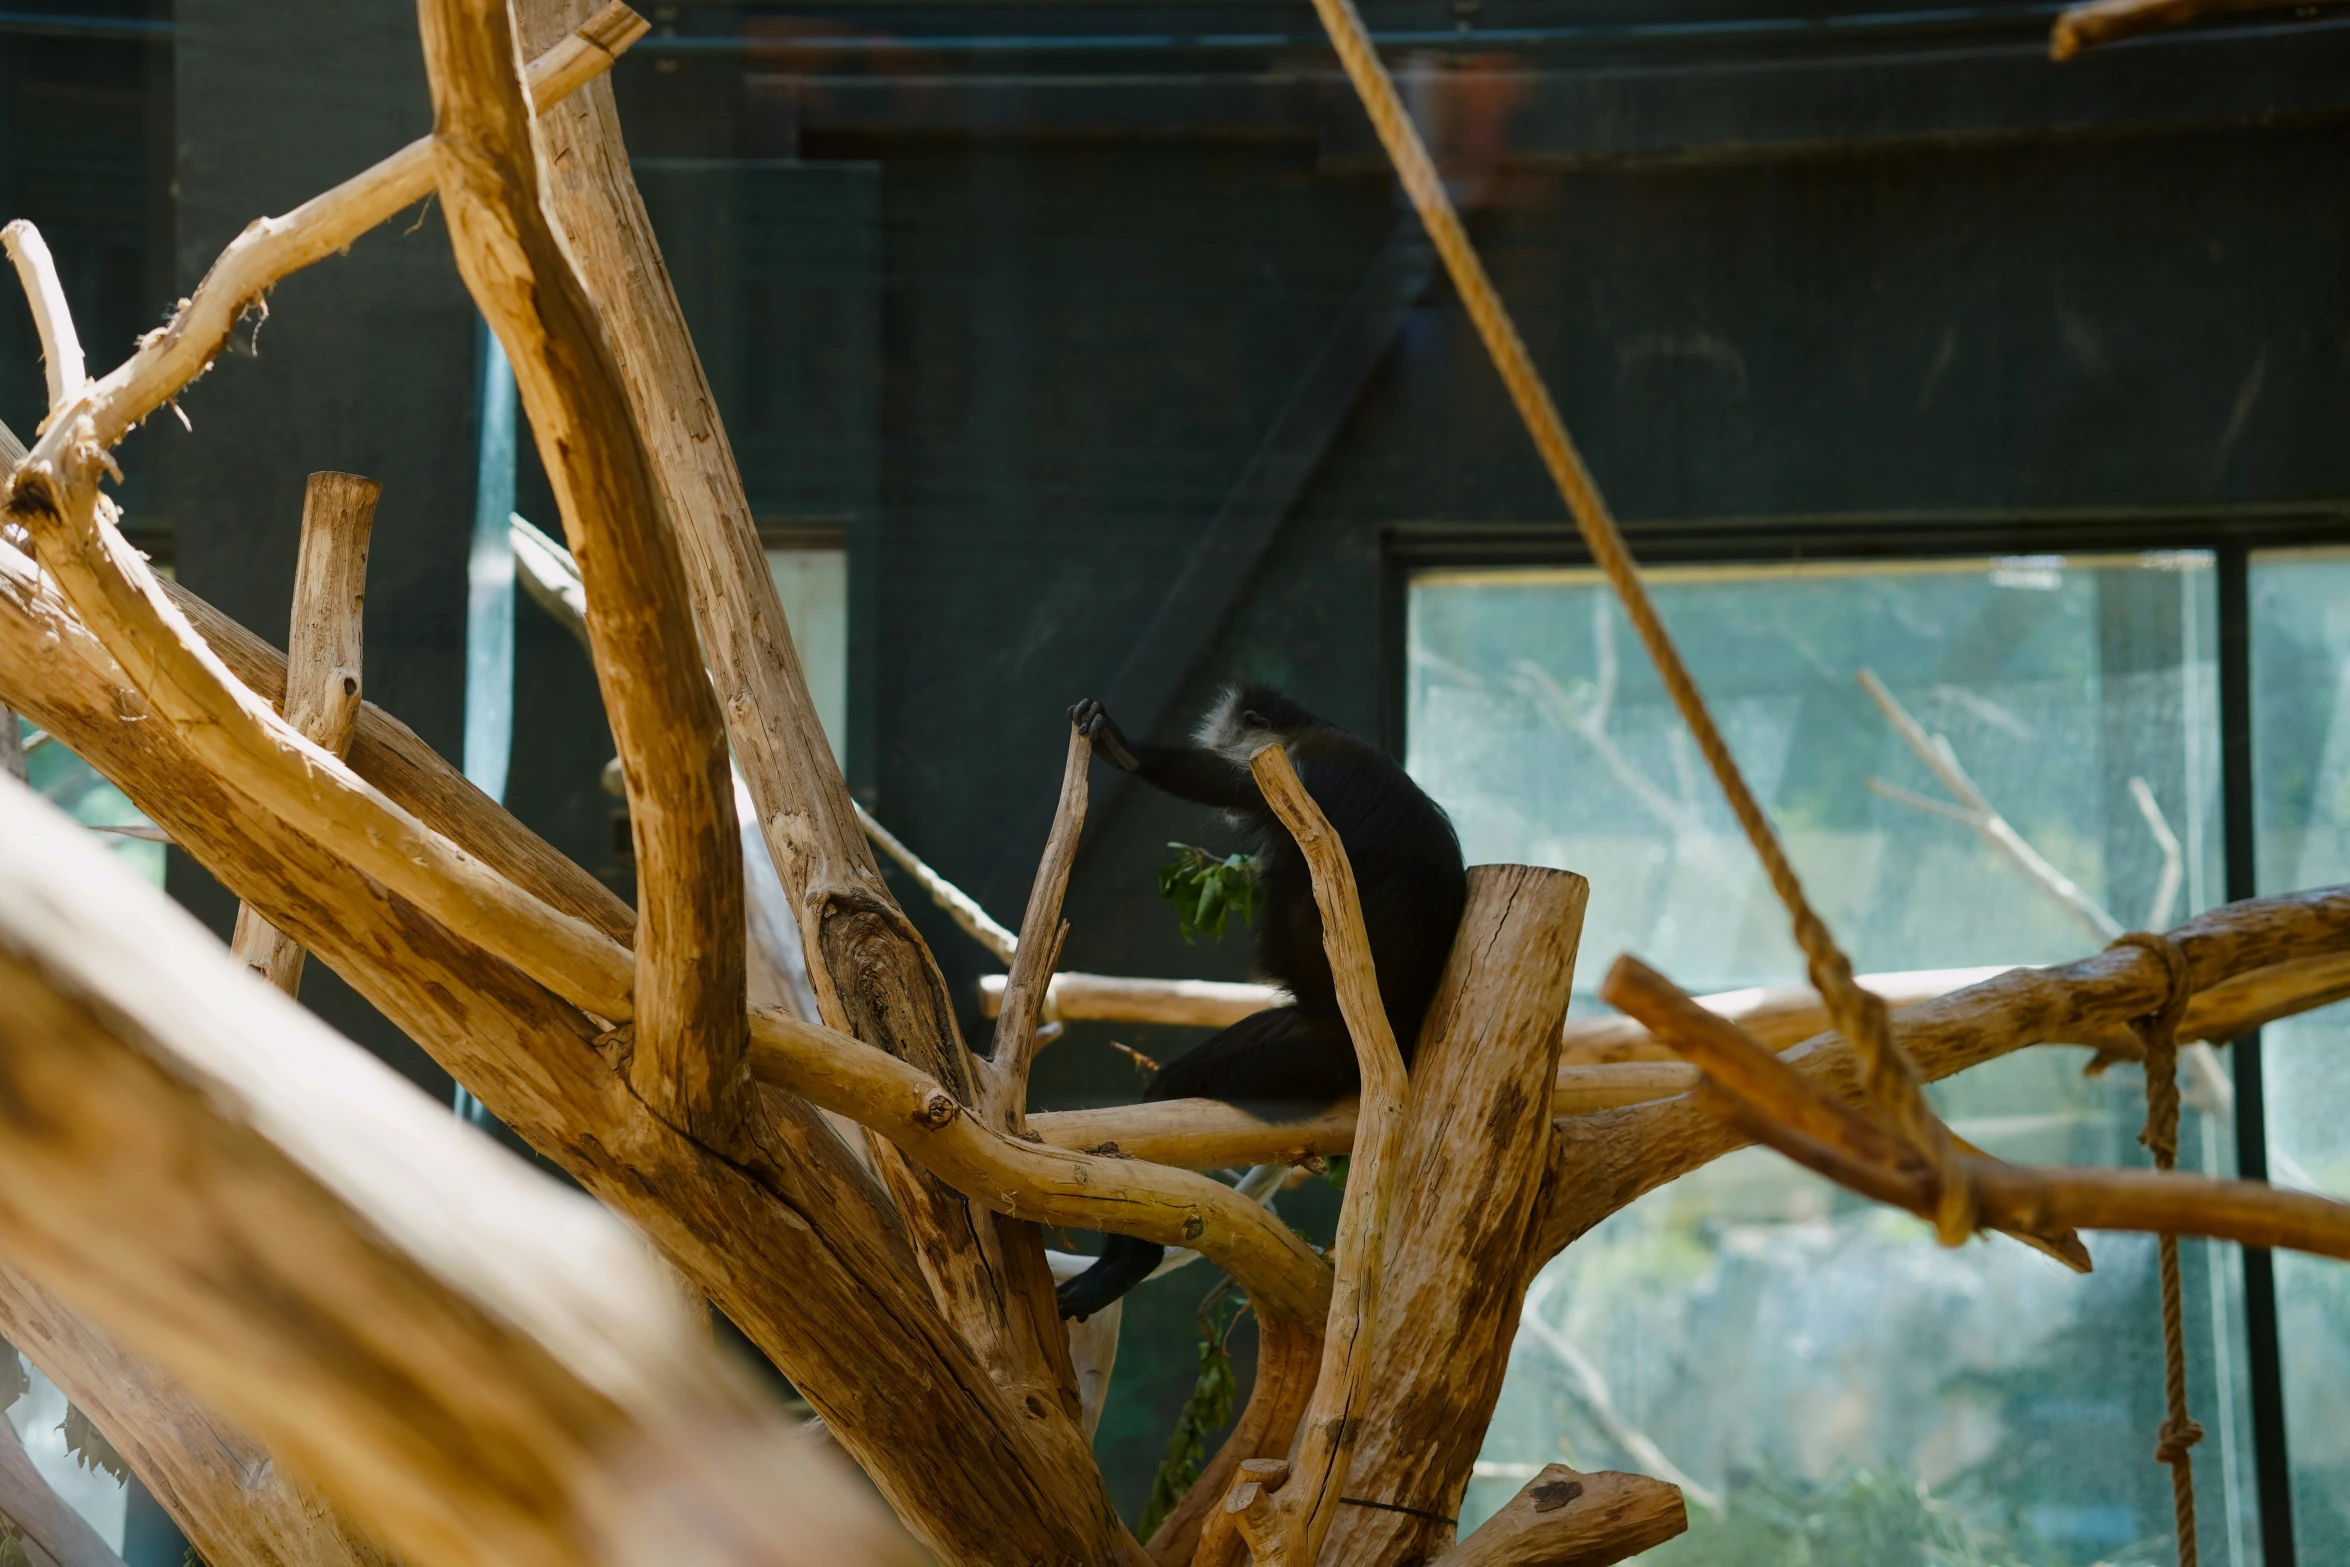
left=1055, top=1009, right=1355, bottom=1320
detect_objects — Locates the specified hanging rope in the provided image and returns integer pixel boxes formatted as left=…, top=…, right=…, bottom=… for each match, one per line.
left=2112, top=931, right=2204, bottom=1565
left=1302, top=0, right=1976, bottom=1241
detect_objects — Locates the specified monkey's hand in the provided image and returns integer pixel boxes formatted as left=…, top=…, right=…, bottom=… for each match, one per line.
left=1068, top=698, right=1141, bottom=771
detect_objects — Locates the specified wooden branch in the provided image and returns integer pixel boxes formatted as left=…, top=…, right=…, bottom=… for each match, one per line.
left=0, top=777, right=914, bottom=1567
left=2050, top=0, right=2291, bottom=57
left=0, top=1404, right=125, bottom=1567
left=981, top=970, right=1279, bottom=1027
left=423, top=0, right=745, bottom=1139
left=0, top=1259, right=393, bottom=1567
left=0, top=223, right=84, bottom=414
left=24, top=7, right=641, bottom=454
left=229, top=471, right=378, bottom=995
left=862, top=802, right=1020, bottom=964
left=985, top=723, right=1089, bottom=1126
left=1532, top=886, right=2350, bottom=1268
left=744, top=1011, right=1332, bottom=1324
left=510, top=514, right=593, bottom=655
left=161, top=568, right=634, bottom=946
left=1317, top=866, right=1588, bottom=1566
left=1428, top=1466, right=1686, bottom=1567
left=512, top=0, right=1116, bottom=1526
left=1229, top=743, right=1410, bottom=1567
left=1046, top=938, right=2350, bottom=1174
left=0, top=534, right=1115, bottom=1567
left=1603, top=952, right=2350, bottom=1264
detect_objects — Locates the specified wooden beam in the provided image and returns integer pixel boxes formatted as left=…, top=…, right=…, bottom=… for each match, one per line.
left=0, top=777, right=914, bottom=1567
left=229, top=471, right=378, bottom=995
left=0, top=1260, right=392, bottom=1567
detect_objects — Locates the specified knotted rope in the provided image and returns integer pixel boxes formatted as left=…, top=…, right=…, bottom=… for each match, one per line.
left=1303, top=0, right=1977, bottom=1241
left=2111, top=931, right=2203, bottom=1566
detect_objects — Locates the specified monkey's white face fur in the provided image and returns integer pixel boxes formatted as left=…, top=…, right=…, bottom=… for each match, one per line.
left=1193, top=685, right=1255, bottom=760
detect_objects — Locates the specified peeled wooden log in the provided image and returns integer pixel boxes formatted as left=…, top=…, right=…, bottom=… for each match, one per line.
left=1429, top=1466, right=1686, bottom=1567
left=515, top=0, right=1116, bottom=1526
left=1531, top=887, right=2350, bottom=1267
left=422, top=0, right=745, bottom=1140
left=1224, top=746, right=1412, bottom=1567
left=0, top=1260, right=393, bottom=1567
left=0, top=539, right=1098, bottom=1566
left=1031, top=941, right=2350, bottom=1173
left=1316, top=866, right=1589, bottom=1566
left=229, top=471, right=378, bottom=995
left=0, top=778, right=914, bottom=1567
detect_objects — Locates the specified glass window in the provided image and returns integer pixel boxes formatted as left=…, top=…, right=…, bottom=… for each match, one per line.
left=1410, top=554, right=2258, bottom=1563
left=19, top=713, right=163, bottom=887
left=763, top=539, right=848, bottom=768
left=2250, top=546, right=2350, bottom=1561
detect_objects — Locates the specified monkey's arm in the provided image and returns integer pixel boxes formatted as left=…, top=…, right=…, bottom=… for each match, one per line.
left=1070, top=698, right=1263, bottom=811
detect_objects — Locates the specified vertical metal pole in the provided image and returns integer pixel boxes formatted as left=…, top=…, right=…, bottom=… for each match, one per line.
left=2217, top=542, right=2296, bottom=1567
left=456, top=323, right=519, bottom=1127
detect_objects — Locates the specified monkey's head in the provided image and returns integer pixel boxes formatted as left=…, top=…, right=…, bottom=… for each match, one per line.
left=1195, top=683, right=1327, bottom=761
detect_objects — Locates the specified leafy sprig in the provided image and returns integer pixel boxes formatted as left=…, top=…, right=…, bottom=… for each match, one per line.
left=1157, top=843, right=1260, bottom=944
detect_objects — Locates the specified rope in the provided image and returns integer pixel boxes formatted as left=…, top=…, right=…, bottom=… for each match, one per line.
left=1302, top=0, right=1975, bottom=1241
left=2112, top=931, right=2203, bottom=1566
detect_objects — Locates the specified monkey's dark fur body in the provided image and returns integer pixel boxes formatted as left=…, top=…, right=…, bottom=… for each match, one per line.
left=1055, top=686, right=1468, bottom=1320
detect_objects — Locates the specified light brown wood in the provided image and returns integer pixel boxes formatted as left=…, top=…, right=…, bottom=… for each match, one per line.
left=1230, top=743, right=1411, bottom=1567
left=421, top=0, right=746, bottom=1140
left=513, top=0, right=1125, bottom=1539
left=0, top=1259, right=394, bottom=1567
left=1033, top=1097, right=1357, bottom=1171
left=229, top=470, right=379, bottom=996
left=980, top=971, right=1281, bottom=1028
left=745, top=1009, right=1332, bottom=1324
left=0, top=534, right=1112, bottom=1567
left=0, top=777, right=914, bottom=1567
left=1428, top=1466, right=1686, bottom=1567
left=0, top=1398, right=125, bottom=1567
left=0, top=222, right=84, bottom=413
left=986, top=722, right=1090, bottom=1126
left=1318, top=866, right=1589, bottom=1566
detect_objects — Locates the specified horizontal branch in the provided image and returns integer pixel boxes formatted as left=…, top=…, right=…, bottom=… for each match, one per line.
left=1032, top=942, right=2350, bottom=1172
left=2050, top=0, right=2292, bottom=56
left=1430, top=1466, right=1686, bottom=1567
left=744, top=1011, right=1332, bottom=1326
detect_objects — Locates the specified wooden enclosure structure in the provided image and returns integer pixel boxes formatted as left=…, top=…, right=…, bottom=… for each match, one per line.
left=0, top=0, right=2343, bottom=1563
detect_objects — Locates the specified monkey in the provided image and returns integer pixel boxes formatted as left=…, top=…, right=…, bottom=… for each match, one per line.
left=1054, top=685, right=1468, bottom=1320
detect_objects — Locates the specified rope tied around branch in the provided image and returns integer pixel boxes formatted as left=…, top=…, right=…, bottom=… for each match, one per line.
left=2111, top=930, right=2202, bottom=1565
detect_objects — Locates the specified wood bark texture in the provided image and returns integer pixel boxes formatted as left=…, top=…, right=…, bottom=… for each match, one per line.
left=0, top=535, right=1103, bottom=1567
left=1316, top=865, right=1589, bottom=1565
left=1429, top=1466, right=1687, bottom=1567
left=0, top=1259, right=394, bottom=1567
left=0, top=776, right=913, bottom=1567
left=419, top=0, right=746, bottom=1140
left=229, top=470, right=378, bottom=996
left=511, top=0, right=1123, bottom=1538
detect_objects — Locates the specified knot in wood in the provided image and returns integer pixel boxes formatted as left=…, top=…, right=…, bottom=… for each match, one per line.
left=915, top=1089, right=959, bottom=1129
left=1530, top=1479, right=1584, bottom=1513
left=1083, top=1141, right=1134, bottom=1159
left=1182, top=1214, right=1204, bottom=1241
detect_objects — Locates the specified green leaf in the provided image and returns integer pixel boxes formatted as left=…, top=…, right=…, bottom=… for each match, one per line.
left=1157, top=843, right=1261, bottom=946
left=1137, top=1284, right=1251, bottom=1538
left=61, top=1403, right=127, bottom=1483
